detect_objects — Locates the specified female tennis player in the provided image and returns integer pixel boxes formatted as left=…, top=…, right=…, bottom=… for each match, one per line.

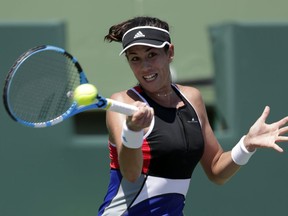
left=98, top=16, right=288, bottom=216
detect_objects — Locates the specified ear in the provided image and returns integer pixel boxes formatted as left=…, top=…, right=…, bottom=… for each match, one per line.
left=168, top=44, right=174, bottom=63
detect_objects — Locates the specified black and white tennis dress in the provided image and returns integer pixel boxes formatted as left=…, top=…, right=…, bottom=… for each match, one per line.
left=98, top=84, right=204, bottom=216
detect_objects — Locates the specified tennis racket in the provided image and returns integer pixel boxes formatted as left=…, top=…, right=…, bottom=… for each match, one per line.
left=3, top=45, right=138, bottom=128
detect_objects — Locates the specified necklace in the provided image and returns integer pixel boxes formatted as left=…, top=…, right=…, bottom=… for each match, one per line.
left=156, top=91, right=173, bottom=97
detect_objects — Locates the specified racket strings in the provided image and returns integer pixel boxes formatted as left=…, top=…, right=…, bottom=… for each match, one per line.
left=7, top=50, right=81, bottom=123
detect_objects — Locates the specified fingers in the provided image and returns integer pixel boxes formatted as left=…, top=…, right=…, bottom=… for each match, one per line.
left=278, top=125, right=288, bottom=135
left=134, top=102, right=154, bottom=119
left=272, top=143, right=284, bottom=153
left=126, top=102, right=154, bottom=131
left=247, top=106, right=288, bottom=153
left=259, top=106, right=270, bottom=123
left=275, top=116, right=288, bottom=129
left=258, top=106, right=288, bottom=131
left=276, top=135, right=288, bottom=143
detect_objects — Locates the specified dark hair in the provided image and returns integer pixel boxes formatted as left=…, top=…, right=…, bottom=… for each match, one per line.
left=104, top=16, right=170, bottom=43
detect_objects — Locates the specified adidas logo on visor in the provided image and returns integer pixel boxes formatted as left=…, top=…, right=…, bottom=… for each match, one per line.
left=133, top=31, right=145, bottom=39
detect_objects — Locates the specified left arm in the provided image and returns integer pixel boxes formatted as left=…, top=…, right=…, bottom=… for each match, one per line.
left=184, top=86, right=288, bottom=185
left=197, top=95, right=240, bottom=185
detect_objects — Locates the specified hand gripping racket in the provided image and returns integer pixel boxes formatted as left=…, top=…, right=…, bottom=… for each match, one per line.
left=3, top=45, right=138, bottom=128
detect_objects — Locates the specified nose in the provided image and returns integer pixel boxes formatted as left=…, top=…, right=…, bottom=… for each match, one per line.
left=141, top=59, right=151, bottom=71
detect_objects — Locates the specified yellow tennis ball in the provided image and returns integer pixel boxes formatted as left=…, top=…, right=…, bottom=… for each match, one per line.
left=73, top=84, right=98, bottom=106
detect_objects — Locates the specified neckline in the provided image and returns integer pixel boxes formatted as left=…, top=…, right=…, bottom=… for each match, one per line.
left=138, top=85, right=186, bottom=110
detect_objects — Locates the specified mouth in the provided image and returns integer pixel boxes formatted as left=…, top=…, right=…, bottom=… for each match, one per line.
left=143, top=73, right=158, bottom=82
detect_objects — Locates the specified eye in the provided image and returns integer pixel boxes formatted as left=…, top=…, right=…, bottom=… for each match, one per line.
left=148, top=52, right=157, bottom=58
left=128, top=56, right=140, bottom=62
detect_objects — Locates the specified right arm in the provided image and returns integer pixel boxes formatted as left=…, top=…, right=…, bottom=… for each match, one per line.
left=106, top=91, right=154, bottom=182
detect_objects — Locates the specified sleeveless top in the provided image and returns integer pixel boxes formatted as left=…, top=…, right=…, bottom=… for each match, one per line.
left=98, top=84, right=204, bottom=216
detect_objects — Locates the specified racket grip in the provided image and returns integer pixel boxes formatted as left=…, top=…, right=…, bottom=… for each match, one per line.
left=106, top=98, right=138, bottom=116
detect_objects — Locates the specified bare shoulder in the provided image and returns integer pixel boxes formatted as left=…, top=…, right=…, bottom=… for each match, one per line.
left=110, top=89, right=134, bottom=102
left=109, top=88, right=141, bottom=104
left=175, top=84, right=207, bottom=120
left=110, top=90, right=127, bottom=102
left=175, top=84, right=203, bottom=102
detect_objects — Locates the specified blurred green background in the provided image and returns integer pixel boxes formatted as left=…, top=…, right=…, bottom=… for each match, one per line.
left=1, top=1, right=288, bottom=216
left=1, top=0, right=288, bottom=99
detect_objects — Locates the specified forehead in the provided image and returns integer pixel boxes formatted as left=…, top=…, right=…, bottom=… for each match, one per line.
left=126, top=45, right=159, bottom=54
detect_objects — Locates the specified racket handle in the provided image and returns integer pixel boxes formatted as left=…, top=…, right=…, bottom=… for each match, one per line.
left=106, top=98, right=138, bottom=116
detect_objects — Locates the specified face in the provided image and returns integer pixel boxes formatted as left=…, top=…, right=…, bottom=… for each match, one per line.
left=125, top=44, right=174, bottom=93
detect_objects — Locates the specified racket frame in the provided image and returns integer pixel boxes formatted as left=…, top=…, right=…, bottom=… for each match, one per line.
left=3, top=45, right=137, bottom=128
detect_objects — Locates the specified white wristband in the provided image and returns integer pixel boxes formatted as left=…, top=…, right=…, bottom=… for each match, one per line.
left=121, top=121, right=143, bottom=149
left=231, top=136, right=256, bottom=165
